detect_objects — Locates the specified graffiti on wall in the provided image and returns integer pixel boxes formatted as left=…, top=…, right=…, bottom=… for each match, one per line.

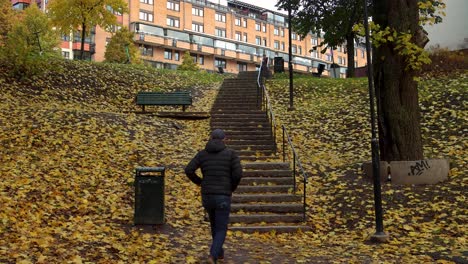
left=408, top=160, right=431, bottom=176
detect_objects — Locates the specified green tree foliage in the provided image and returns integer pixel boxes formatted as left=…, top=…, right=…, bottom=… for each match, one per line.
left=178, top=51, right=199, bottom=71
left=0, top=3, right=60, bottom=78
left=48, top=0, right=128, bottom=60
left=104, top=27, right=141, bottom=64
left=276, top=0, right=363, bottom=77
left=0, top=0, right=18, bottom=46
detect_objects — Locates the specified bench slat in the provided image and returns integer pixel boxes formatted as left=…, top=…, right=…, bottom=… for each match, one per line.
left=136, top=91, right=192, bottom=112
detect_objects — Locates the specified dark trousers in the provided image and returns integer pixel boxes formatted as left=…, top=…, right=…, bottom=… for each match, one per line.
left=202, top=194, right=231, bottom=259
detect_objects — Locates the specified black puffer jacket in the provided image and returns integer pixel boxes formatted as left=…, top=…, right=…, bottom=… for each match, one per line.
left=185, top=139, right=242, bottom=196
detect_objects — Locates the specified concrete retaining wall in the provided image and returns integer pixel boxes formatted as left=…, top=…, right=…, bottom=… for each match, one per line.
left=362, top=159, right=449, bottom=185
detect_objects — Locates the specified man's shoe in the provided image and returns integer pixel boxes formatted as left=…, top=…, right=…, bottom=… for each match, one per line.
left=207, top=255, right=216, bottom=264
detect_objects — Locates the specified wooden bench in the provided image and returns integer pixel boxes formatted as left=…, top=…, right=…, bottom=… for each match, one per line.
left=136, top=91, right=192, bottom=112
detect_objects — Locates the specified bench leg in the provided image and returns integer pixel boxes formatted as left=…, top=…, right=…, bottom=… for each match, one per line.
left=182, top=105, right=186, bottom=112
left=141, top=105, right=145, bottom=112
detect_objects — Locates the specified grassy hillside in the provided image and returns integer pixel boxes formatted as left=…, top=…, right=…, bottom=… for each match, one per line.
left=0, top=59, right=466, bottom=263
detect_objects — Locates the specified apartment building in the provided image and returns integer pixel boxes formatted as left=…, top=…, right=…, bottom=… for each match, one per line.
left=11, top=0, right=368, bottom=76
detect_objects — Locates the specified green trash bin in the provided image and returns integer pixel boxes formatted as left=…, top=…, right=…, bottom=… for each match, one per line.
left=134, top=167, right=165, bottom=225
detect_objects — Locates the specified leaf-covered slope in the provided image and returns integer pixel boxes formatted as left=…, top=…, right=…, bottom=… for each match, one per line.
left=0, top=59, right=466, bottom=263
left=266, top=73, right=467, bottom=263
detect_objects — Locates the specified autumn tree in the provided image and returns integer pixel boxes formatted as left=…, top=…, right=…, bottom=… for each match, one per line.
left=0, top=3, right=60, bottom=78
left=0, top=0, right=17, bottom=46
left=371, top=0, right=445, bottom=161
left=276, top=0, right=364, bottom=77
left=48, top=0, right=128, bottom=60
left=178, top=51, right=199, bottom=71
left=104, top=27, right=141, bottom=64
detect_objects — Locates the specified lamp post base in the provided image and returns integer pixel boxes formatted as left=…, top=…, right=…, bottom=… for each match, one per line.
left=287, top=106, right=295, bottom=111
left=371, top=231, right=390, bottom=243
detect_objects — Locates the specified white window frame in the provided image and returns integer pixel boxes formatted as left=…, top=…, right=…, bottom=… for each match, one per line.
left=215, top=13, right=226, bottom=22
left=167, top=17, right=179, bottom=27
left=192, top=6, right=203, bottom=16
left=140, top=11, right=153, bottom=22
left=167, top=1, right=180, bottom=11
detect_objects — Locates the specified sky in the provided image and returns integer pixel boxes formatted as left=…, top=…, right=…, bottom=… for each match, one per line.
left=234, top=0, right=467, bottom=50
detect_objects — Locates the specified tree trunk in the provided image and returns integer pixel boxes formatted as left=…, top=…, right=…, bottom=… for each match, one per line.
left=373, top=0, right=424, bottom=161
left=80, top=23, right=86, bottom=60
left=346, top=33, right=355, bottom=78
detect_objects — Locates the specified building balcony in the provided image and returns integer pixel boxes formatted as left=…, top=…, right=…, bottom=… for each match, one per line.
left=236, top=52, right=252, bottom=62
left=135, top=33, right=165, bottom=46
left=72, top=42, right=91, bottom=51
left=215, top=48, right=236, bottom=59
left=190, top=44, right=215, bottom=55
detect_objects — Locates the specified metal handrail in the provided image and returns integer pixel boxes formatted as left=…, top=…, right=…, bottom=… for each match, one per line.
left=282, top=125, right=308, bottom=221
left=256, top=66, right=308, bottom=221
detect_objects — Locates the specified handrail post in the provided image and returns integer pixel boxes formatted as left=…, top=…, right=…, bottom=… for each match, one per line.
left=293, top=152, right=296, bottom=193
left=282, top=127, right=286, bottom=162
left=303, top=178, right=306, bottom=221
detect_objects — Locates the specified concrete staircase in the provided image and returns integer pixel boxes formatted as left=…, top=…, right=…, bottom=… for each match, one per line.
left=210, top=71, right=309, bottom=233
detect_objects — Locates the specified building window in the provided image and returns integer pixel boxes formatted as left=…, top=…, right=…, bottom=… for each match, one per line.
left=262, top=23, right=266, bottom=33
left=140, top=0, right=153, bottom=4
left=175, top=51, right=180, bottom=61
left=166, top=17, right=179, bottom=27
left=192, top=23, right=204, bottom=32
left=140, top=11, right=153, bottom=22
left=237, top=62, right=247, bottom=72
left=298, top=46, right=302, bottom=55
left=215, top=28, right=226, bottom=38
left=61, top=34, right=70, bottom=41
left=281, top=42, right=285, bottom=51
left=164, top=49, right=173, bottom=60
left=141, top=45, right=153, bottom=56
left=235, top=17, right=241, bottom=26
left=62, top=51, right=70, bottom=59
left=361, top=50, right=365, bottom=58
left=312, top=38, right=318, bottom=45
left=263, top=38, right=267, bottom=46
left=235, top=32, right=241, bottom=41
left=311, top=50, right=318, bottom=58
left=292, top=44, right=297, bottom=54
left=198, top=55, right=204, bottom=65
left=242, top=18, right=247, bottom=27
left=292, top=33, right=297, bottom=40
left=274, top=40, right=279, bottom=50
left=274, top=27, right=279, bottom=36
left=215, top=58, right=226, bottom=69
left=215, top=13, right=226, bottom=22
left=326, top=54, right=332, bottom=61
left=243, top=33, right=248, bottom=42
left=280, top=28, right=284, bottom=37
left=192, top=6, right=203, bottom=16
left=255, top=22, right=261, bottom=31
left=255, top=36, right=261, bottom=45
left=167, top=1, right=180, bottom=11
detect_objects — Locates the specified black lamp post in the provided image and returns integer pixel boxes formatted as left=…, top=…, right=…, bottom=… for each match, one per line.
left=363, top=0, right=389, bottom=242
left=287, top=2, right=294, bottom=111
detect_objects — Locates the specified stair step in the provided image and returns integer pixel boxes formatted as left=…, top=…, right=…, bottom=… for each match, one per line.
left=240, top=177, right=294, bottom=185
left=236, top=185, right=293, bottom=193
left=243, top=162, right=290, bottom=170
left=243, top=170, right=292, bottom=177
left=230, top=225, right=310, bottom=233
left=230, top=145, right=276, bottom=151
left=231, top=203, right=303, bottom=213
left=232, top=194, right=302, bottom=203
left=236, top=150, right=276, bottom=157
left=220, top=128, right=272, bottom=134
left=229, top=214, right=303, bottom=224
left=239, top=156, right=279, bottom=161
left=210, top=109, right=264, bottom=114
